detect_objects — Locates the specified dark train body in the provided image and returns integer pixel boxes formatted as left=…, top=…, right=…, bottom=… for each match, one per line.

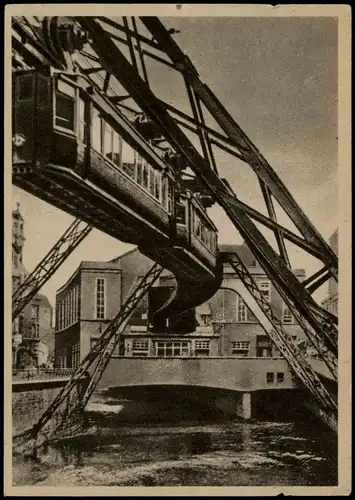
left=12, top=69, right=222, bottom=328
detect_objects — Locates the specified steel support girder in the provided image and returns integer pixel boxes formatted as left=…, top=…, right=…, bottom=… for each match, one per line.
left=24, top=263, right=163, bottom=443
left=140, top=17, right=338, bottom=279
left=224, top=252, right=337, bottom=380
left=12, top=219, right=92, bottom=321
left=221, top=254, right=337, bottom=431
left=78, top=18, right=337, bottom=358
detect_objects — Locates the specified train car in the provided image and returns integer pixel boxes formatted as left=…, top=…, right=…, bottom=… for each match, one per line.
left=12, top=68, right=223, bottom=327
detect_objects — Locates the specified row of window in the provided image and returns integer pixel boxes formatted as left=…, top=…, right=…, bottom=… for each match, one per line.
left=214, top=286, right=294, bottom=324
left=214, top=289, right=249, bottom=323
left=55, top=277, right=295, bottom=328
left=60, top=338, right=285, bottom=363
left=130, top=339, right=250, bottom=357
left=129, top=339, right=211, bottom=357
left=192, top=209, right=217, bottom=254
left=266, top=372, right=285, bottom=384
left=52, top=80, right=174, bottom=213
left=56, top=286, right=80, bottom=331
left=95, top=278, right=106, bottom=320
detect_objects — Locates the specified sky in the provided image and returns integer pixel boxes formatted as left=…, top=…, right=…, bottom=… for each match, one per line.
left=11, top=16, right=339, bottom=309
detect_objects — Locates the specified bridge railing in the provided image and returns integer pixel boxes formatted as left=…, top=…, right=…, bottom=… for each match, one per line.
left=12, top=368, right=76, bottom=382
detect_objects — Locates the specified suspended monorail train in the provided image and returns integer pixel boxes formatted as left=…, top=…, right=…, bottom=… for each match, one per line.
left=12, top=68, right=223, bottom=328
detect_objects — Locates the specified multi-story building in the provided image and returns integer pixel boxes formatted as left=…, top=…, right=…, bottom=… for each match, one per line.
left=12, top=203, right=54, bottom=368
left=54, top=245, right=307, bottom=366
left=321, top=229, right=338, bottom=316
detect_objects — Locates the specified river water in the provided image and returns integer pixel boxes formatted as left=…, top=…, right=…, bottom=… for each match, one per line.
left=12, top=403, right=337, bottom=487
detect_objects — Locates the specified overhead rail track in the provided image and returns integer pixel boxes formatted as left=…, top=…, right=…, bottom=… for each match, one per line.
left=11, top=16, right=338, bottom=433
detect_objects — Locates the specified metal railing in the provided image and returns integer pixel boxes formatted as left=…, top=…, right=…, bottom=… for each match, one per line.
left=12, top=368, right=76, bottom=382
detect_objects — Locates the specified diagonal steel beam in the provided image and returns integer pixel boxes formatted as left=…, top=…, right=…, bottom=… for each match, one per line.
left=140, top=16, right=338, bottom=279
left=221, top=252, right=337, bottom=431
left=78, top=17, right=337, bottom=358
left=14, top=263, right=163, bottom=449
left=12, top=219, right=93, bottom=320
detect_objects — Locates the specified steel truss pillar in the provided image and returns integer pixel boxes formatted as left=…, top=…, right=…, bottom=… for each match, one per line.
left=12, top=219, right=93, bottom=321
left=222, top=252, right=337, bottom=432
left=14, top=263, right=163, bottom=449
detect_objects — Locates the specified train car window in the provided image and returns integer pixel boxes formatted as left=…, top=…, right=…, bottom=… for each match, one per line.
left=91, top=107, right=102, bottom=152
left=154, top=171, right=161, bottom=201
left=123, top=161, right=135, bottom=179
left=136, top=155, right=143, bottom=185
left=161, top=176, right=167, bottom=209
left=176, top=200, right=186, bottom=225
left=37, top=75, right=50, bottom=107
left=196, top=216, right=201, bottom=238
left=17, top=74, right=34, bottom=102
left=142, top=162, right=149, bottom=190
left=112, top=131, right=121, bottom=167
left=104, top=122, right=114, bottom=158
left=149, top=166, right=155, bottom=196
left=122, top=141, right=135, bottom=171
left=55, top=92, right=75, bottom=131
left=78, top=97, right=86, bottom=141
left=167, top=180, right=173, bottom=213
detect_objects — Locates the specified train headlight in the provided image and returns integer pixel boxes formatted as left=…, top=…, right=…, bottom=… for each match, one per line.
left=12, top=134, right=26, bottom=148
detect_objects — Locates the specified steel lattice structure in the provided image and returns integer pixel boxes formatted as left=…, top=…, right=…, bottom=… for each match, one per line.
left=11, top=16, right=338, bottom=433
left=12, top=219, right=92, bottom=320
left=14, top=263, right=163, bottom=449
left=221, top=252, right=337, bottom=431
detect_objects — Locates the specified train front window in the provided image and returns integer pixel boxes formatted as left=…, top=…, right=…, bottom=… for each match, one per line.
left=17, top=74, right=34, bottom=102
left=55, top=93, right=75, bottom=131
left=37, top=75, right=50, bottom=107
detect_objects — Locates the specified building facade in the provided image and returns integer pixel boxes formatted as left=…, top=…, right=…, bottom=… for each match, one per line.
left=321, top=229, right=338, bottom=316
left=54, top=245, right=307, bottom=368
left=12, top=203, right=54, bottom=368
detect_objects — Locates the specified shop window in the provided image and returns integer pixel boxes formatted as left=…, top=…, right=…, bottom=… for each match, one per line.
left=231, top=341, right=249, bottom=357
left=155, top=340, right=190, bottom=357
